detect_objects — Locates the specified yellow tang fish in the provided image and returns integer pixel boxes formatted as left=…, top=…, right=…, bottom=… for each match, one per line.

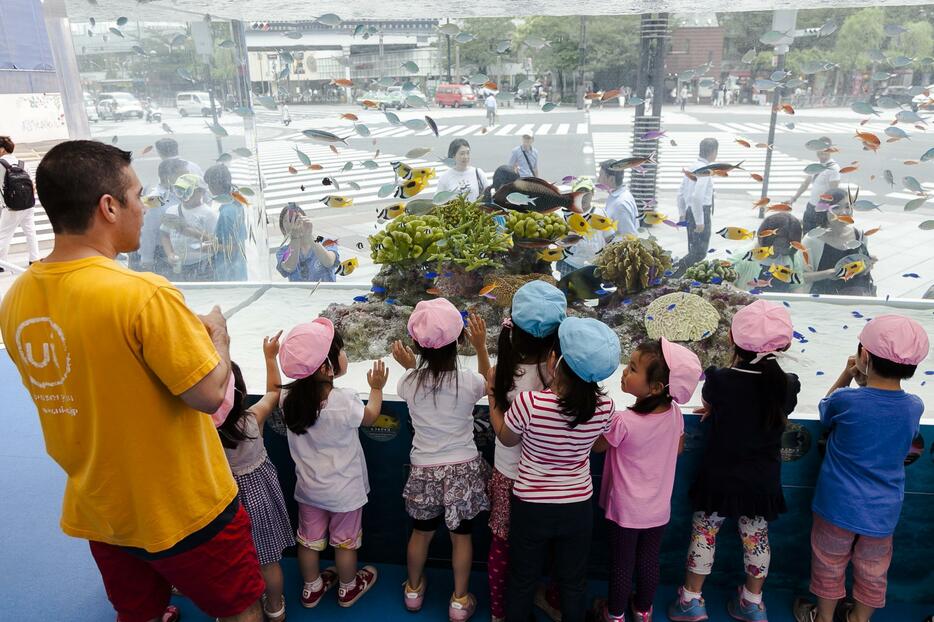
left=768, top=262, right=801, bottom=284
left=585, top=213, right=617, bottom=231
left=406, top=166, right=436, bottom=181
left=742, top=245, right=775, bottom=262
left=320, top=195, right=353, bottom=208
left=395, top=178, right=428, bottom=199
left=640, top=210, right=668, bottom=225
left=367, top=414, right=400, bottom=430
left=538, top=247, right=566, bottom=262
left=717, top=226, right=756, bottom=241
left=835, top=260, right=866, bottom=281
left=391, top=161, right=412, bottom=179
left=377, top=202, right=406, bottom=221
left=566, top=212, right=591, bottom=234
left=336, top=257, right=358, bottom=276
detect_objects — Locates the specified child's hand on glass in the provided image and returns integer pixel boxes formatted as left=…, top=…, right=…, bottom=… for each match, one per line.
left=263, top=330, right=282, bottom=359
left=392, top=340, right=417, bottom=370
left=466, top=313, right=487, bottom=352
left=367, top=360, right=389, bottom=390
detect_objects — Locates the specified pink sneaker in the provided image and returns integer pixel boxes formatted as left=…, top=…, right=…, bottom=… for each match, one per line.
left=403, top=577, right=426, bottom=612
left=338, top=566, right=378, bottom=608
left=448, top=593, right=477, bottom=622
left=630, top=604, right=653, bottom=622
left=301, top=567, right=337, bottom=608
left=161, top=606, right=180, bottom=622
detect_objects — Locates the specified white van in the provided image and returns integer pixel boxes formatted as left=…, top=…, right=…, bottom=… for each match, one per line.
left=176, top=91, right=223, bottom=117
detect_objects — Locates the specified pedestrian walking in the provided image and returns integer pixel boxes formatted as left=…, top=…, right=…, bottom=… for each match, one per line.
left=0, top=135, right=40, bottom=272
left=677, top=138, right=718, bottom=271
left=509, top=135, right=539, bottom=178
left=679, top=85, right=688, bottom=112
left=485, top=92, right=498, bottom=127
left=597, top=160, right=639, bottom=240
left=787, top=139, right=841, bottom=234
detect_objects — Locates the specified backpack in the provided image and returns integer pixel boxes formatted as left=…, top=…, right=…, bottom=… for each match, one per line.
left=0, top=159, right=36, bottom=211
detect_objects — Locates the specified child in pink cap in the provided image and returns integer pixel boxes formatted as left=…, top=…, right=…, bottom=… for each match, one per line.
left=278, top=317, right=389, bottom=609
left=593, top=338, right=702, bottom=622
left=392, top=297, right=490, bottom=621
left=794, top=315, right=929, bottom=622
left=670, top=299, right=801, bottom=622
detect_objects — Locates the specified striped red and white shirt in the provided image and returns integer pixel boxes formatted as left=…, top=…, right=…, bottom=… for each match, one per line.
left=504, top=389, right=614, bottom=504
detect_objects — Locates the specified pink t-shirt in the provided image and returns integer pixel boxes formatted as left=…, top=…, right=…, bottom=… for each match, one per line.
left=599, top=405, right=684, bottom=528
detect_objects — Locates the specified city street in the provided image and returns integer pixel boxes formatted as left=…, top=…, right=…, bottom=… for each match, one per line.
left=4, top=101, right=934, bottom=298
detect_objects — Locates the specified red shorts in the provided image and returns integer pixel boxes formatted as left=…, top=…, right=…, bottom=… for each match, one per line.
left=89, top=504, right=265, bottom=622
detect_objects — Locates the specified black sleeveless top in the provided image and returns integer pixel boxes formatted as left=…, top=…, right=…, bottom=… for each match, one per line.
left=810, top=230, right=874, bottom=296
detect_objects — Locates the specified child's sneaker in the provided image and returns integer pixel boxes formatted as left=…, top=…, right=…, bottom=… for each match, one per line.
left=629, top=604, right=653, bottom=622
left=668, top=587, right=708, bottom=622
left=448, top=593, right=477, bottom=622
left=403, top=576, right=427, bottom=612
left=727, top=587, right=768, bottom=622
left=301, top=567, right=337, bottom=608
left=602, top=602, right=626, bottom=621
left=161, top=605, right=180, bottom=622
left=338, top=566, right=378, bottom=608
left=261, top=594, right=286, bottom=622
left=792, top=597, right=817, bottom=622
left=535, top=584, right=562, bottom=622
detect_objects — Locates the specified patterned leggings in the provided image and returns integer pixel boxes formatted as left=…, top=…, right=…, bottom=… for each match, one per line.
left=608, top=521, right=666, bottom=616
left=686, top=512, right=771, bottom=578
left=488, top=535, right=509, bottom=618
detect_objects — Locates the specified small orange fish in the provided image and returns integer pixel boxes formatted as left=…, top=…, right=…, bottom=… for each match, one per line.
left=481, top=127, right=488, bottom=134
left=288, top=165, right=298, bottom=174
left=332, top=78, right=353, bottom=87
left=915, top=124, right=927, bottom=131
left=790, top=241, right=810, bottom=265
left=584, top=91, right=603, bottom=100
left=819, top=193, right=834, bottom=201
left=755, top=143, right=773, bottom=150
left=839, top=165, right=859, bottom=174
left=478, top=284, right=498, bottom=297
left=340, top=112, right=359, bottom=121
left=833, top=214, right=855, bottom=224
left=426, top=288, right=442, bottom=296
left=753, top=197, right=770, bottom=207
left=768, top=203, right=792, bottom=212
left=825, top=146, right=840, bottom=153
left=778, top=103, right=795, bottom=115
left=330, top=145, right=339, bottom=155
left=864, top=226, right=882, bottom=236
left=759, top=228, right=780, bottom=237
left=735, top=138, right=752, bottom=148
left=750, top=173, right=764, bottom=182
left=748, top=278, right=774, bottom=288
left=682, top=169, right=697, bottom=181
left=231, top=190, right=249, bottom=205
left=361, top=99, right=379, bottom=109
left=601, top=88, right=622, bottom=102
left=905, top=160, right=920, bottom=165
left=141, top=145, right=153, bottom=155
left=855, top=131, right=880, bottom=146
left=711, top=169, right=730, bottom=177
left=309, top=164, right=323, bottom=170
left=483, top=81, right=498, bottom=91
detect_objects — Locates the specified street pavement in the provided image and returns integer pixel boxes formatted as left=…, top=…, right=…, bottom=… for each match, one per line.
left=3, top=102, right=933, bottom=299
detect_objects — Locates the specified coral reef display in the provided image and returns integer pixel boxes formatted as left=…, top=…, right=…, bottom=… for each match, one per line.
left=684, top=259, right=738, bottom=285
left=644, top=292, right=721, bottom=342
left=594, top=237, right=673, bottom=294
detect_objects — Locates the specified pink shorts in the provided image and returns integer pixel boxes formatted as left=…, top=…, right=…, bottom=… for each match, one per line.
left=297, top=503, right=363, bottom=552
left=810, top=513, right=893, bottom=609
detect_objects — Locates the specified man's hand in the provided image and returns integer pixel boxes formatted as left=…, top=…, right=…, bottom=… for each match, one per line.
left=198, top=306, right=228, bottom=341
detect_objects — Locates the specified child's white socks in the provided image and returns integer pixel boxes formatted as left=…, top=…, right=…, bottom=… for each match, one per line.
left=741, top=586, right=763, bottom=604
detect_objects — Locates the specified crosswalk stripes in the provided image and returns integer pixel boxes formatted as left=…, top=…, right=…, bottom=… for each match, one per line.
left=708, top=120, right=893, bottom=135
left=278, top=121, right=591, bottom=140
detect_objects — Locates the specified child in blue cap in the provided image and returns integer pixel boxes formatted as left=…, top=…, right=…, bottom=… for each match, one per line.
left=467, top=280, right=567, bottom=622
left=488, top=316, right=621, bottom=622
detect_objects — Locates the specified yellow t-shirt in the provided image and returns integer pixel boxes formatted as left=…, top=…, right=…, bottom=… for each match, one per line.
left=0, top=257, right=237, bottom=552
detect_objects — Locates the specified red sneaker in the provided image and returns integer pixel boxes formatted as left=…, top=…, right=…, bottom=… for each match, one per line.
left=162, top=606, right=180, bottom=622
left=301, top=567, right=337, bottom=608
left=338, top=566, right=379, bottom=608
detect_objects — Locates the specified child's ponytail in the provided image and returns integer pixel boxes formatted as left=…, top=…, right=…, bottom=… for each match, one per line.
left=217, top=362, right=255, bottom=449
left=493, top=319, right=556, bottom=410
left=734, top=344, right=789, bottom=430
left=281, top=331, right=345, bottom=434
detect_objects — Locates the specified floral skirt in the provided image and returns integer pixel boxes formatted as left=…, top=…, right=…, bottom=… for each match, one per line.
left=487, top=468, right=515, bottom=540
left=403, top=456, right=491, bottom=531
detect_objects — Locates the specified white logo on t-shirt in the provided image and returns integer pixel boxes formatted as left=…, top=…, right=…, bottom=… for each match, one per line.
left=15, top=317, right=72, bottom=388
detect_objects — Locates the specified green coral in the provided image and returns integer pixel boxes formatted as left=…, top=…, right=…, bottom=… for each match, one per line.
left=684, top=259, right=737, bottom=284
left=594, top=237, right=673, bottom=293
left=504, top=211, right=569, bottom=240
left=369, top=214, right=445, bottom=265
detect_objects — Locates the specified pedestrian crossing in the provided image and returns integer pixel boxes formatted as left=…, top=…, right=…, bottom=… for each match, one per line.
left=591, top=131, right=880, bottom=200
left=708, top=120, right=902, bottom=136
left=276, top=120, right=590, bottom=141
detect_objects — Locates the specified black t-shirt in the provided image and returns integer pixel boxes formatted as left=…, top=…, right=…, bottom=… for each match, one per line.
left=690, top=365, right=801, bottom=521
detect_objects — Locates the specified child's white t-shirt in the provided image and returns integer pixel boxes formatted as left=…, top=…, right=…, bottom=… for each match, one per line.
left=495, top=362, right=552, bottom=480
left=397, top=369, right=486, bottom=467
left=286, top=386, right=370, bottom=513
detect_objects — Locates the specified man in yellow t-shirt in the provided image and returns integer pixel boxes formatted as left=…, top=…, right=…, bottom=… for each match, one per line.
left=0, top=141, right=264, bottom=622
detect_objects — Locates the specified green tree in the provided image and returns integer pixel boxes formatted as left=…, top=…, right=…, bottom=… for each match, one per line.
left=456, top=18, right=518, bottom=76
left=832, top=8, right=885, bottom=71
left=891, top=21, right=934, bottom=61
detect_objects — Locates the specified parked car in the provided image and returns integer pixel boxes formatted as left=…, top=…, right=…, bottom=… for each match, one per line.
left=394, top=87, right=428, bottom=108
left=84, top=93, right=99, bottom=122
left=434, top=83, right=478, bottom=108
left=911, top=84, right=934, bottom=111
left=355, top=89, right=404, bottom=110
left=176, top=91, right=223, bottom=117
left=97, top=92, right=144, bottom=120
left=871, top=85, right=915, bottom=108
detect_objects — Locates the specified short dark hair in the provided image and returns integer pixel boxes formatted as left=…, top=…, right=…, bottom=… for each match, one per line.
left=448, top=138, right=470, bottom=159
left=699, top=137, right=719, bottom=159
left=158, top=157, right=188, bottom=186
left=36, top=140, right=134, bottom=234
left=154, top=138, right=179, bottom=159
left=629, top=340, right=673, bottom=414
left=599, top=160, right=624, bottom=187
left=814, top=188, right=849, bottom=229
left=858, top=343, right=917, bottom=379
left=759, top=212, right=803, bottom=246
left=204, top=163, right=232, bottom=196
left=0, top=136, right=14, bottom=153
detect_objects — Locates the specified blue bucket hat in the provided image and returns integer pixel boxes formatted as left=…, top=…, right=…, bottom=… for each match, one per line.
left=557, top=317, right=621, bottom=382
left=512, top=280, right=567, bottom=338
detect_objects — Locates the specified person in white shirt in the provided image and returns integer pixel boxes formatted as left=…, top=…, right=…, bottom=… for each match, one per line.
left=598, top=160, right=639, bottom=241
left=0, top=135, right=40, bottom=272
left=786, top=139, right=841, bottom=234
left=485, top=93, right=498, bottom=127
left=437, top=139, right=489, bottom=202
left=159, top=173, right=217, bottom=281
left=677, top=138, right=718, bottom=271
left=508, top=134, right=539, bottom=177
left=155, top=137, right=204, bottom=177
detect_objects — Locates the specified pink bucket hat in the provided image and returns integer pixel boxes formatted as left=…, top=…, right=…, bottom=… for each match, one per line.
left=730, top=299, right=793, bottom=355
left=278, top=317, right=336, bottom=379
left=859, top=315, right=930, bottom=366
left=660, top=338, right=703, bottom=404
left=407, top=298, right=464, bottom=349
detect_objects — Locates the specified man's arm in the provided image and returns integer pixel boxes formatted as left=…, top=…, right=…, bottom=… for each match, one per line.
left=690, top=178, right=710, bottom=231
left=179, top=306, right=231, bottom=413
left=789, top=176, right=811, bottom=204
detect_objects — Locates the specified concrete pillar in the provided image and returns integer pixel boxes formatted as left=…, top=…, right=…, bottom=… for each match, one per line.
left=41, top=0, right=90, bottom=139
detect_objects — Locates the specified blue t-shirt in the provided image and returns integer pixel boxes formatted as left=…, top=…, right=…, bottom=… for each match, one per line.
left=812, top=387, right=923, bottom=537
left=275, top=241, right=339, bottom=282
left=214, top=201, right=247, bottom=281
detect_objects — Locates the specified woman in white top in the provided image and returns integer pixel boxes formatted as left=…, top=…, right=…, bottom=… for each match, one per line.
left=436, top=138, right=489, bottom=202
